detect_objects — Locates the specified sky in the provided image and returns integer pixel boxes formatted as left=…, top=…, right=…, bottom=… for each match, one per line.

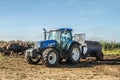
left=0, top=0, right=120, bottom=41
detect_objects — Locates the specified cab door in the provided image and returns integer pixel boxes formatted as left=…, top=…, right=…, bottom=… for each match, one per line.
left=61, top=30, right=72, bottom=49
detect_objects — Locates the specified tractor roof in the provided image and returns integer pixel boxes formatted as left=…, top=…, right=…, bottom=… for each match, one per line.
left=59, top=28, right=73, bottom=31
left=50, top=28, right=73, bottom=31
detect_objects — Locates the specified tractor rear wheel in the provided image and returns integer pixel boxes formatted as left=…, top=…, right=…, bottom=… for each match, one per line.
left=42, top=48, right=59, bottom=67
left=96, top=52, right=104, bottom=61
left=67, top=44, right=81, bottom=64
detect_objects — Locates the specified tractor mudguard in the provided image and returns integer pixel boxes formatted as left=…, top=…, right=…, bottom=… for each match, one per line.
left=66, top=40, right=80, bottom=51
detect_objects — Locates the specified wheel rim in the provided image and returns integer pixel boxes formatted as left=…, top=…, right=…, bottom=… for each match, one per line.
left=72, top=48, right=80, bottom=61
left=48, top=52, right=57, bottom=64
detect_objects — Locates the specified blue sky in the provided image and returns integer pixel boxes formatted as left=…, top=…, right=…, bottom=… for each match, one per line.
left=0, top=0, right=120, bottom=41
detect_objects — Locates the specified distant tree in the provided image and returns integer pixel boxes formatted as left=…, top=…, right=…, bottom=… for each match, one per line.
left=100, top=41, right=120, bottom=51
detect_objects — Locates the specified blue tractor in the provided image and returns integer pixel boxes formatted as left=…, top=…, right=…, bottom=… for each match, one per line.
left=25, top=28, right=103, bottom=67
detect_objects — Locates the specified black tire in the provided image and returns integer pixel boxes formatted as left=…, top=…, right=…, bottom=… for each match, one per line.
left=42, top=48, right=59, bottom=67
left=26, top=57, right=40, bottom=64
left=67, top=44, right=81, bottom=64
left=58, top=58, right=63, bottom=63
left=96, top=52, right=104, bottom=61
left=3, top=51, right=11, bottom=56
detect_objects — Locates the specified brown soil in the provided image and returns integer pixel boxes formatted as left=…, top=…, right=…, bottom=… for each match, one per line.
left=0, top=54, right=120, bottom=80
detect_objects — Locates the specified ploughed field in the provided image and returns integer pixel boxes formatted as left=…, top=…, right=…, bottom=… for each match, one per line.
left=0, top=54, right=120, bottom=80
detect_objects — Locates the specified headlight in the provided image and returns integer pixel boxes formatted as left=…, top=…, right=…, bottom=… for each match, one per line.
left=34, top=43, right=37, bottom=49
left=34, top=43, right=39, bottom=48
left=35, top=42, right=42, bottom=49
left=38, top=43, right=41, bottom=48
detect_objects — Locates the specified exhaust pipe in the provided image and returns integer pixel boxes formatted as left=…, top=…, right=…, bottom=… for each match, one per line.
left=43, top=28, right=46, bottom=40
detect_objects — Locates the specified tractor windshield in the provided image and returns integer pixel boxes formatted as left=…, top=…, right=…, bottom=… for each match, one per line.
left=48, top=31, right=60, bottom=42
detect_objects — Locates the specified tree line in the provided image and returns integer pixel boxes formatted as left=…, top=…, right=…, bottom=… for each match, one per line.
left=100, top=41, right=120, bottom=51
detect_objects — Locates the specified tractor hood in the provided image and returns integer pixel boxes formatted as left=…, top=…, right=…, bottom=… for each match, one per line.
left=36, top=40, right=57, bottom=49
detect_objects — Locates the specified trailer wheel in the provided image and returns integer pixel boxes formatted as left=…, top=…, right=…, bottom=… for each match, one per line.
left=26, top=57, right=40, bottom=64
left=96, top=52, right=104, bottom=61
left=67, top=44, right=81, bottom=64
left=43, top=48, right=59, bottom=67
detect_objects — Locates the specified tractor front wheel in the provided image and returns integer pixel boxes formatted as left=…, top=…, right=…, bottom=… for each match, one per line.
left=42, top=48, right=59, bottom=67
left=26, top=57, right=40, bottom=64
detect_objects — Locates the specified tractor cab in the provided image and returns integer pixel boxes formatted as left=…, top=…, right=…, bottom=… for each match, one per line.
left=47, top=28, right=73, bottom=48
left=36, top=28, right=74, bottom=50
left=48, top=28, right=72, bottom=42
